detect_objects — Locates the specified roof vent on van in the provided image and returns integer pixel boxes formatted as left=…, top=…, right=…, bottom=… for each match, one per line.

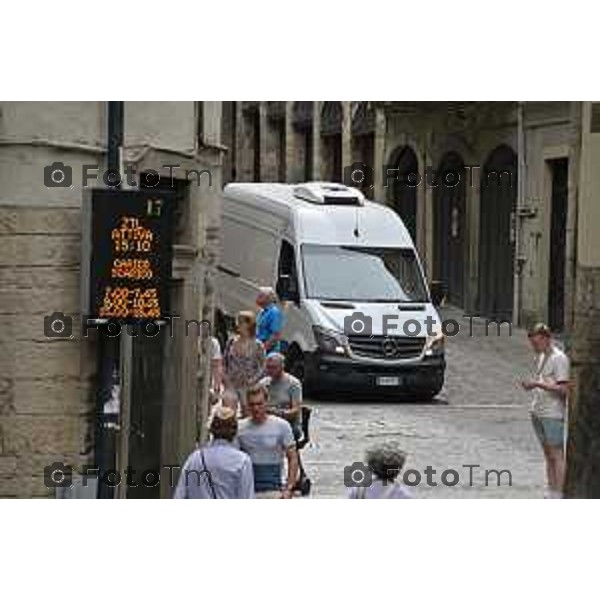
left=293, top=182, right=365, bottom=206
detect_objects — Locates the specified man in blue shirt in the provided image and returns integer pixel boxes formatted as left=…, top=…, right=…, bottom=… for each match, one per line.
left=173, top=407, right=254, bottom=499
left=237, top=384, right=298, bottom=498
left=256, top=287, right=284, bottom=353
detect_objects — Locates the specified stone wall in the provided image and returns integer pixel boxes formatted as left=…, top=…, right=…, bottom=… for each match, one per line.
left=565, top=101, right=600, bottom=497
left=0, top=186, right=99, bottom=497
left=0, top=101, right=223, bottom=497
left=566, top=265, right=600, bottom=497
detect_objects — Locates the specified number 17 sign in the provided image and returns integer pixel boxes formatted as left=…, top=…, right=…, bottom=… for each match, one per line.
left=82, top=188, right=175, bottom=323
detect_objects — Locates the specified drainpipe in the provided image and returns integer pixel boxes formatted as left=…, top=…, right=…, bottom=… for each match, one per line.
left=512, top=101, right=526, bottom=326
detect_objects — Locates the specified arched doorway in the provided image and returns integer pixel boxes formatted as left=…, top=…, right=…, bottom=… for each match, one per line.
left=292, top=102, right=314, bottom=181
left=387, top=146, right=418, bottom=241
left=351, top=102, right=375, bottom=198
left=478, top=145, right=517, bottom=319
left=433, top=152, right=467, bottom=308
left=320, top=101, right=342, bottom=181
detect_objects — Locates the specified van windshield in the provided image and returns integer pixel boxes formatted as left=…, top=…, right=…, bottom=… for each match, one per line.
left=301, top=244, right=428, bottom=302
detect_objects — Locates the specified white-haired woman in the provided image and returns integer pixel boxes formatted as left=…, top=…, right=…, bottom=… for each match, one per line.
left=348, top=441, right=414, bottom=499
left=256, top=287, right=284, bottom=353
left=223, top=311, right=265, bottom=417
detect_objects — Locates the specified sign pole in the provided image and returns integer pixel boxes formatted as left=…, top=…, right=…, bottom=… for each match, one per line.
left=116, top=330, right=133, bottom=499
left=92, top=101, right=124, bottom=498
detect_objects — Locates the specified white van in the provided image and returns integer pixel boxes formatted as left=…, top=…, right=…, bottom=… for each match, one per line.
left=215, top=182, right=446, bottom=398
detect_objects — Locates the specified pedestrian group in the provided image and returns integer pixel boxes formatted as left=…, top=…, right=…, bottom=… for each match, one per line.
left=176, top=287, right=303, bottom=499
left=177, top=286, right=571, bottom=499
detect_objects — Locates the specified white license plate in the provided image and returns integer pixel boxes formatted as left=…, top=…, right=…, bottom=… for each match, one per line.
left=377, top=376, right=400, bottom=386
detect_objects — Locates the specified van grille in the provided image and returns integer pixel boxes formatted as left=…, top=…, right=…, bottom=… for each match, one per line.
left=348, top=335, right=425, bottom=360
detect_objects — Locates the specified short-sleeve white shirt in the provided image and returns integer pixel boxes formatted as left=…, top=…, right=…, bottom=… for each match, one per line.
left=210, top=337, right=222, bottom=360
left=531, top=345, right=569, bottom=420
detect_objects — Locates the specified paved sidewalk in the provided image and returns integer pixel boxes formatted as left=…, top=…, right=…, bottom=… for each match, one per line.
left=301, top=306, right=547, bottom=498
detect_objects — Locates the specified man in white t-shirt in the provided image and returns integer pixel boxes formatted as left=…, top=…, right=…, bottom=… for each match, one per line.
left=237, top=384, right=298, bottom=498
left=521, top=323, right=570, bottom=498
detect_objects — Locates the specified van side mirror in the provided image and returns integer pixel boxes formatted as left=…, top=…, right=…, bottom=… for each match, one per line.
left=430, top=280, right=446, bottom=307
left=277, top=274, right=300, bottom=304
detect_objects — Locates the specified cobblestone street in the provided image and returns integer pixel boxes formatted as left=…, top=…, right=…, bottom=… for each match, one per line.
left=303, top=308, right=547, bottom=498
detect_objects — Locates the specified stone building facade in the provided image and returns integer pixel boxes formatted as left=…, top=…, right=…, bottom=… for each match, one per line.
left=221, top=99, right=600, bottom=496
left=0, top=101, right=224, bottom=497
left=565, top=101, right=600, bottom=497
left=221, top=101, right=580, bottom=334
left=2, top=100, right=598, bottom=497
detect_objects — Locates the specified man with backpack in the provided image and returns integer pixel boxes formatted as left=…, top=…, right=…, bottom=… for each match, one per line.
left=173, top=406, right=254, bottom=499
left=259, top=352, right=302, bottom=438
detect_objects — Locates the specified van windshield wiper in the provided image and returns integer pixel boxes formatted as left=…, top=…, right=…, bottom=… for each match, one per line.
left=354, top=298, right=428, bottom=303
left=320, top=300, right=356, bottom=309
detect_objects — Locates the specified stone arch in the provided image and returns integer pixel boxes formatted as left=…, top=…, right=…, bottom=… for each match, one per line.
left=386, top=145, right=419, bottom=241
left=433, top=151, right=467, bottom=307
left=292, top=102, right=314, bottom=180
left=320, top=102, right=343, bottom=181
left=478, top=144, right=518, bottom=318
left=320, top=101, right=342, bottom=134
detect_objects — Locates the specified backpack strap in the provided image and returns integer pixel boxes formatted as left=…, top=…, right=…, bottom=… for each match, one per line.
left=200, top=449, right=217, bottom=499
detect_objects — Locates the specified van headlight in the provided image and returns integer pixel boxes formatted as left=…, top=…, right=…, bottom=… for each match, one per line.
left=313, top=326, right=349, bottom=355
left=425, top=332, right=445, bottom=356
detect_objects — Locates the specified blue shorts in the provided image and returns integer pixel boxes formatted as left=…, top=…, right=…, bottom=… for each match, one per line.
left=531, top=414, right=565, bottom=448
